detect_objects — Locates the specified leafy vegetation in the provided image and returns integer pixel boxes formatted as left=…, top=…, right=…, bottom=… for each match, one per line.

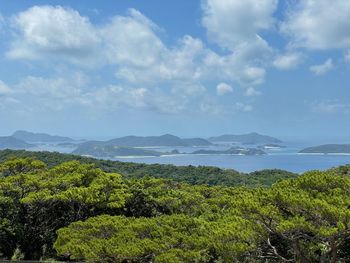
left=0, top=153, right=349, bottom=262
left=0, top=150, right=297, bottom=187
left=73, top=144, right=165, bottom=157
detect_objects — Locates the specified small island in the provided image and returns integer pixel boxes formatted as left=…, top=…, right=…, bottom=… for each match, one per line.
left=73, top=145, right=165, bottom=157
left=0, top=136, right=33, bottom=150
left=209, top=132, right=282, bottom=145
left=191, top=147, right=266, bottom=155
left=73, top=144, right=266, bottom=158
left=299, top=144, right=350, bottom=154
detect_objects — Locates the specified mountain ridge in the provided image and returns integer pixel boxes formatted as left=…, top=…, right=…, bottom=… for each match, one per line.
left=299, top=144, right=350, bottom=154
left=209, top=132, right=282, bottom=144
left=12, top=130, right=74, bottom=143
left=0, top=136, right=33, bottom=149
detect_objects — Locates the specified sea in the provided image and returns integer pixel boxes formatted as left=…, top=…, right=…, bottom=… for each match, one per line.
left=29, top=136, right=350, bottom=174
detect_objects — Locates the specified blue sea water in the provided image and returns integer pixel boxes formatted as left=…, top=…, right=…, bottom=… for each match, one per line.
left=110, top=138, right=350, bottom=173
left=30, top=137, right=350, bottom=174
left=112, top=153, right=350, bottom=173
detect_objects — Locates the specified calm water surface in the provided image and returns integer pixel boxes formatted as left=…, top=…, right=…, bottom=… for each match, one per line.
left=31, top=137, right=350, bottom=173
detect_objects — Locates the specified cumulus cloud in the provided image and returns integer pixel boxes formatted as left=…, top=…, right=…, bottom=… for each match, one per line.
left=281, top=0, right=350, bottom=50
left=17, top=76, right=82, bottom=99
left=345, top=51, right=350, bottom=63
left=0, top=80, right=12, bottom=95
left=235, top=102, right=253, bottom=112
left=3, top=5, right=274, bottom=116
left=273, top=52, right=303, bottom=70
left=311, top=100, right=350, bottom=114
left=6, top=5, right=270, bottom=90
left=216, top=82, right=233, bottom=96
left=202, top=0, right=277, bottom=50
left=309, top=59, right=334, bottom=75
left=245, top=87, right=261, bottom=96
left=8, top=6, right=100, bottom=64
left=0, top=80, right=20, bottom=113
left=201, top=0, right=276, bottom=88
left=102, top=9, right=165, bottom=68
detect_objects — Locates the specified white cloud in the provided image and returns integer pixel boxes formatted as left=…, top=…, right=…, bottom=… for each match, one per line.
left=0, top=80, right=20, bottom=113
left=102, top=9, right=165, bottom=68
left=17, top=76, right=82, bottom=99
left=6, top=5, right=272, bottom=89
left=235, top=102, right=253, bottom=112
left=240, top=66, right=265, bottom=85
left=245, top=87, right=261, bottom=96
left=4, top=5, right=270, bottom=116
left=281, top=0, right=350, bottom=50
left=8, top=6, right=100, bottom=64
left=273, top=52, right=303, bottom=70
left=200, top=0, right=276, bottom=88
left=202, top=0, right=278, bottom=50
left=311, top=101, right=350, bottom=114
left=113, top=35, right=204, bottom=85
left=0, top=80, right=12, bottom=95
left=81, top=85, right=201, bottom=115
left=345, top=51, right=350, bottom=63
left=216, top=82, right=233, bottom=96
left=309, top=59, right=334, bottom=75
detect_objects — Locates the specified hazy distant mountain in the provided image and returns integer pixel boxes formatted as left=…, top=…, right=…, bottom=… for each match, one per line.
left=73, top=134, right=213, bottom=157
left=106, top=134, right=187, bottom=147
left=79, top=134, right=213, bottom=148
left=73, top=145, right=164, bottom=157
left=0, top=136, right=33, bottom=150
left=182, top=138, right=213, bottom=146
left=12, top=130, right=74, bottom=143
left=192, top=147, right=266, bottom=155
left=300, top=144, right=350, bottom=154
left=209, top=132, right=282, bottom=145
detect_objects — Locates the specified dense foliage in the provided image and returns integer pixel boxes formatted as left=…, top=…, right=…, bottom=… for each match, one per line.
left=0, top=150, right=297, bottom=187
left=0, top=154, right=349, bottom=262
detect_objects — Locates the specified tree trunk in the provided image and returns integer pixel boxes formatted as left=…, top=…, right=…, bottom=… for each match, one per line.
left=330, top=237, right=338, bottom=263
left=293, top=239, right=308, bottom=263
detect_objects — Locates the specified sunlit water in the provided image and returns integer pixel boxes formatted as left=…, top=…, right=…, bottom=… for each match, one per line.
left=30, top=137, right=350, bottom=173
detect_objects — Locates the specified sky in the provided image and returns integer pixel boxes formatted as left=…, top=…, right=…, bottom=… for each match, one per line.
left=0, top=0, right=350, bottom=139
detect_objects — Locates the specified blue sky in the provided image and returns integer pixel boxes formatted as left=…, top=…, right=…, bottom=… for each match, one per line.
left=0, top=0, right=349, bottom=138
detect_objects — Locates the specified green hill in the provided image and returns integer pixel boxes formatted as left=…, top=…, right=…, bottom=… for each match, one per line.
left=0, top=136, right=33, bottom=149
left=209, top=132, right=282, bottom=144
left=12, top=130, right=74, bottom=143
left=73, top=145, right=164, bottom=157
left=192, top=146, right=266, bottom=155
left=300, top=144, right=350, bottom=154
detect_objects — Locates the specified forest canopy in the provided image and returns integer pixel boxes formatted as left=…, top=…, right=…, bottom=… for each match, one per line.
left=0, top=152, right=349, bottom=262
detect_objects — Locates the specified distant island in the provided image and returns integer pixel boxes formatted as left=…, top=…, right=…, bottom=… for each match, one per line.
left=73, top=145, right=165, bottom=157
left=0, top=131, right=282, bottom=157
left=192, top=147, right=266, bottom=155
left=105, top=134, right=212, bottom=147
left=299, top=144, right=350, bottom=154
left=75, top=134, right=213, bottom=154
left=209, top=132, right=282, bottom=145
left=12, top=130, right=74, bottom=143
left=73, top=143, right=266, bottom=157
left=0, top=136, right=33, bottom=150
